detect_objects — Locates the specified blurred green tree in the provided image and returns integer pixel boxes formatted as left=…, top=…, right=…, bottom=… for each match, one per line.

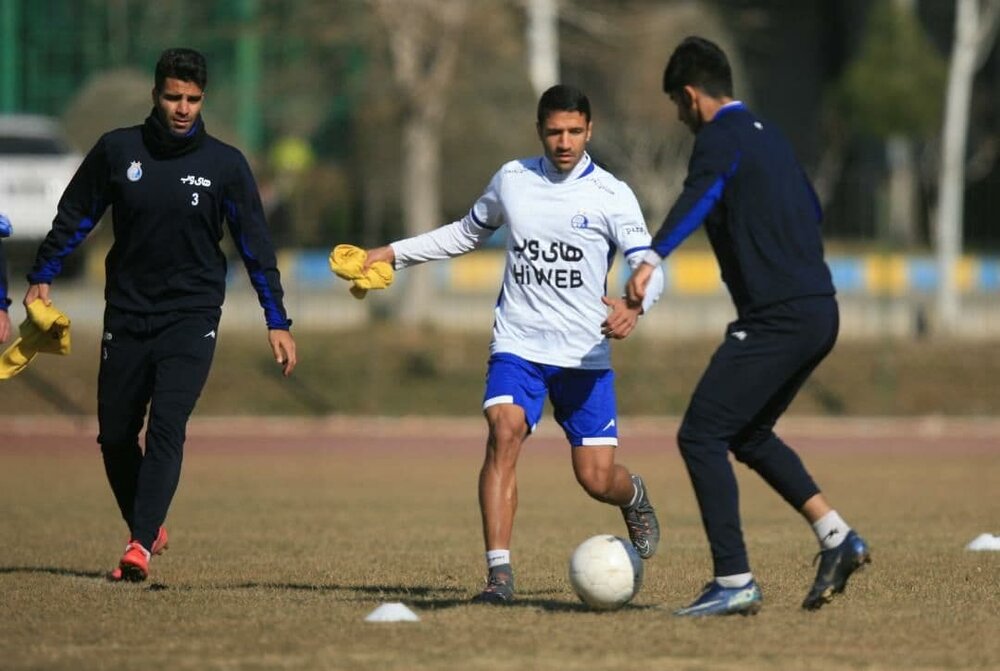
left=839, top=0, right=947, bottom=248
left=841, top=0, right=947, bottom=139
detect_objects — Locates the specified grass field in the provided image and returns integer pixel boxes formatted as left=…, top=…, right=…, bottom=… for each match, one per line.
left=2, top=417, right=998, bottom=670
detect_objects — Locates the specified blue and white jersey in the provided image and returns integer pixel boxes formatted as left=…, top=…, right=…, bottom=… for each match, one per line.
left=391, top=152, right=663, bottom=369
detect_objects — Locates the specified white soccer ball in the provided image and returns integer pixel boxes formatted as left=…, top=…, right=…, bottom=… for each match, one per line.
left=568, top=534, right=644, bottom=610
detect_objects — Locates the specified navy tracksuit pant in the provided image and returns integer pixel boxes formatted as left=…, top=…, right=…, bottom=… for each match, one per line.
left=97, top=306, right=220, bottom=552
left=678, top=295, right=838, bottom=576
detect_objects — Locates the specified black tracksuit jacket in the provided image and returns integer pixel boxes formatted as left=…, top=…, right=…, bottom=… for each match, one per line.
left=28, top=119, right=291, bottom=329
left=650, top=103, right=834, bottom=317
left=0, top=241, right=8, bottom=310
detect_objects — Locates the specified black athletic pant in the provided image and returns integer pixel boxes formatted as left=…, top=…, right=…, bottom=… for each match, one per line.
left=97, top=306, right=220, bottom=552
left=677, top=295, right=839, bottom=577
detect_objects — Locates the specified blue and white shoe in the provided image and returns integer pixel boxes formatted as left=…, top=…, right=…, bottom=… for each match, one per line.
left=674, top=579, right=763, bottom=617
left=802, top=529, right=870, bottom=610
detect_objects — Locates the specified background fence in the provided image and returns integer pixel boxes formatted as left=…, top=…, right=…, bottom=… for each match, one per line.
left=2, top=0, right=998, bottom=337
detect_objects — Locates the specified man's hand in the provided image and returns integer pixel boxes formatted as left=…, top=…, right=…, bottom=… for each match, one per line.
left=23, top=283, right=51, bottom=307
left=625, top=263, right=655, bottom=308
left=268, top=329, right=297, bottom=377
left=0, top=309, right=10, bottom=344
left=364, top=245, right=395, bottom=269
left=600, top=296, right=642, bottom=340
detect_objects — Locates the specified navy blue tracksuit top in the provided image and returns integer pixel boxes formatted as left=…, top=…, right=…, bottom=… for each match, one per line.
left=27, top=124, right=291, bottom=329
left=650, top=103, right=834, bottom=317
left=0, top=241, right=8, bottom=310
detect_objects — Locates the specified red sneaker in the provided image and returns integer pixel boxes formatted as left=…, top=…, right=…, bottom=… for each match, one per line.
left=151, top=527, right=169, bottom=556
left=116, top=541, right=151, bottom=582
left=106, top=527, right=167, bottom=582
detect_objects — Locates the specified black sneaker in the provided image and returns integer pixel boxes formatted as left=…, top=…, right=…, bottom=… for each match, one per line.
left=471, top=564, right=514, bottom=605
left=802, top=530, right=871, bottom=610
left=620, top=475, right=660, bottom=559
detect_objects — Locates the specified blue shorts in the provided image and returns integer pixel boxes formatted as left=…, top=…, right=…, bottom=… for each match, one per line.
left=482, top=352, right=618, bottom=447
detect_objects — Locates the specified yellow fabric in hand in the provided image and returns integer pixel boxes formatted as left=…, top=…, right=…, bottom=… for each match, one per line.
left=329, top=244, right=394, bottom=300
left=0, top=300, right=72, bottom=380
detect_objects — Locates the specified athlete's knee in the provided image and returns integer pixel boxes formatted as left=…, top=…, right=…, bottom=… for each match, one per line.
left=487, top=413, right=526, bottom=450
left=145, top=395, right=199, bottom=454
left=676, top=418, right=704, bottom=457
left=677, top=415, right=738, bottom=469
left=98, top=425, right=141, bottom=453
left=99, top=440, right=132, bottom=456
left=98, top=437, right=143, bottom=467
left=731, top=434, right=768, bottom=466
left=574, top=460, right=615, bottom=499
left=731, top=430, right=783, bottom=468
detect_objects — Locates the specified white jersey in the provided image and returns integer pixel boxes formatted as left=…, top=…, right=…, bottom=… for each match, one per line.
left=391, top=152, right=664, bottom=369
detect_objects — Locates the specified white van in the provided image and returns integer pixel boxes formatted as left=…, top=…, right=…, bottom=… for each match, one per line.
left=0, top=115, right=82, bottom=240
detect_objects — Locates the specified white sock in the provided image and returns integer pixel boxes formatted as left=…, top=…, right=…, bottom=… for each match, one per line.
left=486, top=549, right=510, bottom=570
left=715, top=572, right=753, bottom=588
left=812, top=510, right=851, bottom=550
left=626, top=480, right=640, bottom=508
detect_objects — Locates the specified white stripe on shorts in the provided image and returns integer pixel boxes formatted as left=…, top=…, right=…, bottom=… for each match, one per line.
left=483, top=394, right=515, bottom=409
left=581, top=437, right=618, bottom=446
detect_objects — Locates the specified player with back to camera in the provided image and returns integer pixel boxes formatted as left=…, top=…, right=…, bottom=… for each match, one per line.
left=23, top=47, right=296, bottom=582
left=626, top=36, right=870, bottom=616
left=364, top=84, right=666, bottom=604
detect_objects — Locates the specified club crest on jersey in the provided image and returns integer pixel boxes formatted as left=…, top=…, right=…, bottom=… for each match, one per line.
left=180, top=175, right=212, bottom=187
left=571, top=213, right=589, bottom=229
left=126, top=161, right=143, bottom=182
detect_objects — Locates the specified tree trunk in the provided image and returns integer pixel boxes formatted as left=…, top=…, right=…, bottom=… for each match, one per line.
left=886, top=135, right=918, bottom=247
left=399, top=114, right=441, bottom=323
left=935, top=0, right=990, bottom=333
left=369, top=0, right=467, bottom=324
left=525, top=0, right=559, bottom=97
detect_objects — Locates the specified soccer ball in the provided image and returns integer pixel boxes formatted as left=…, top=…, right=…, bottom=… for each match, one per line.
left=568, top=534, right=643, bottom=610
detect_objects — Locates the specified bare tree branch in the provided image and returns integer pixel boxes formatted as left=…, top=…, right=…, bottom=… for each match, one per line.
left=369, top=0, right=466, bottom=121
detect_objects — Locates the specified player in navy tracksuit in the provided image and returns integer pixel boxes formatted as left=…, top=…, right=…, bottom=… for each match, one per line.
left=24, top=48, right=297, bottom=582
left=0, top=213, right=11, bottom=343
left=627, top=37, right=870, bottom=615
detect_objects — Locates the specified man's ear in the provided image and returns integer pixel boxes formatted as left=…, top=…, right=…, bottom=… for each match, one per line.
left=682, top=85, right=696, bottom=107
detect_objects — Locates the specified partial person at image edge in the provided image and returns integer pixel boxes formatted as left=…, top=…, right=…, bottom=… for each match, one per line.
left=0, top=213, right=11, bottom=343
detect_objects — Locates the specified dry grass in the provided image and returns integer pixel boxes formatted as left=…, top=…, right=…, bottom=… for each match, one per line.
left=1, top=419, right=998, bottom=670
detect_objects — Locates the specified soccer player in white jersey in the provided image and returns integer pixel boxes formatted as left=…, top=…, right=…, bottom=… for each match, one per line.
left=365, top=85, right=666, bottom=604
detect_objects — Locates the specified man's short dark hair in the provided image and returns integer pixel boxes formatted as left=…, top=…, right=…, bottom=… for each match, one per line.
left=155, top=48, right=208, bottom=92
left=537, top=84, right=591, bottom=125
left=662, top=36, right=733, bottom=98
